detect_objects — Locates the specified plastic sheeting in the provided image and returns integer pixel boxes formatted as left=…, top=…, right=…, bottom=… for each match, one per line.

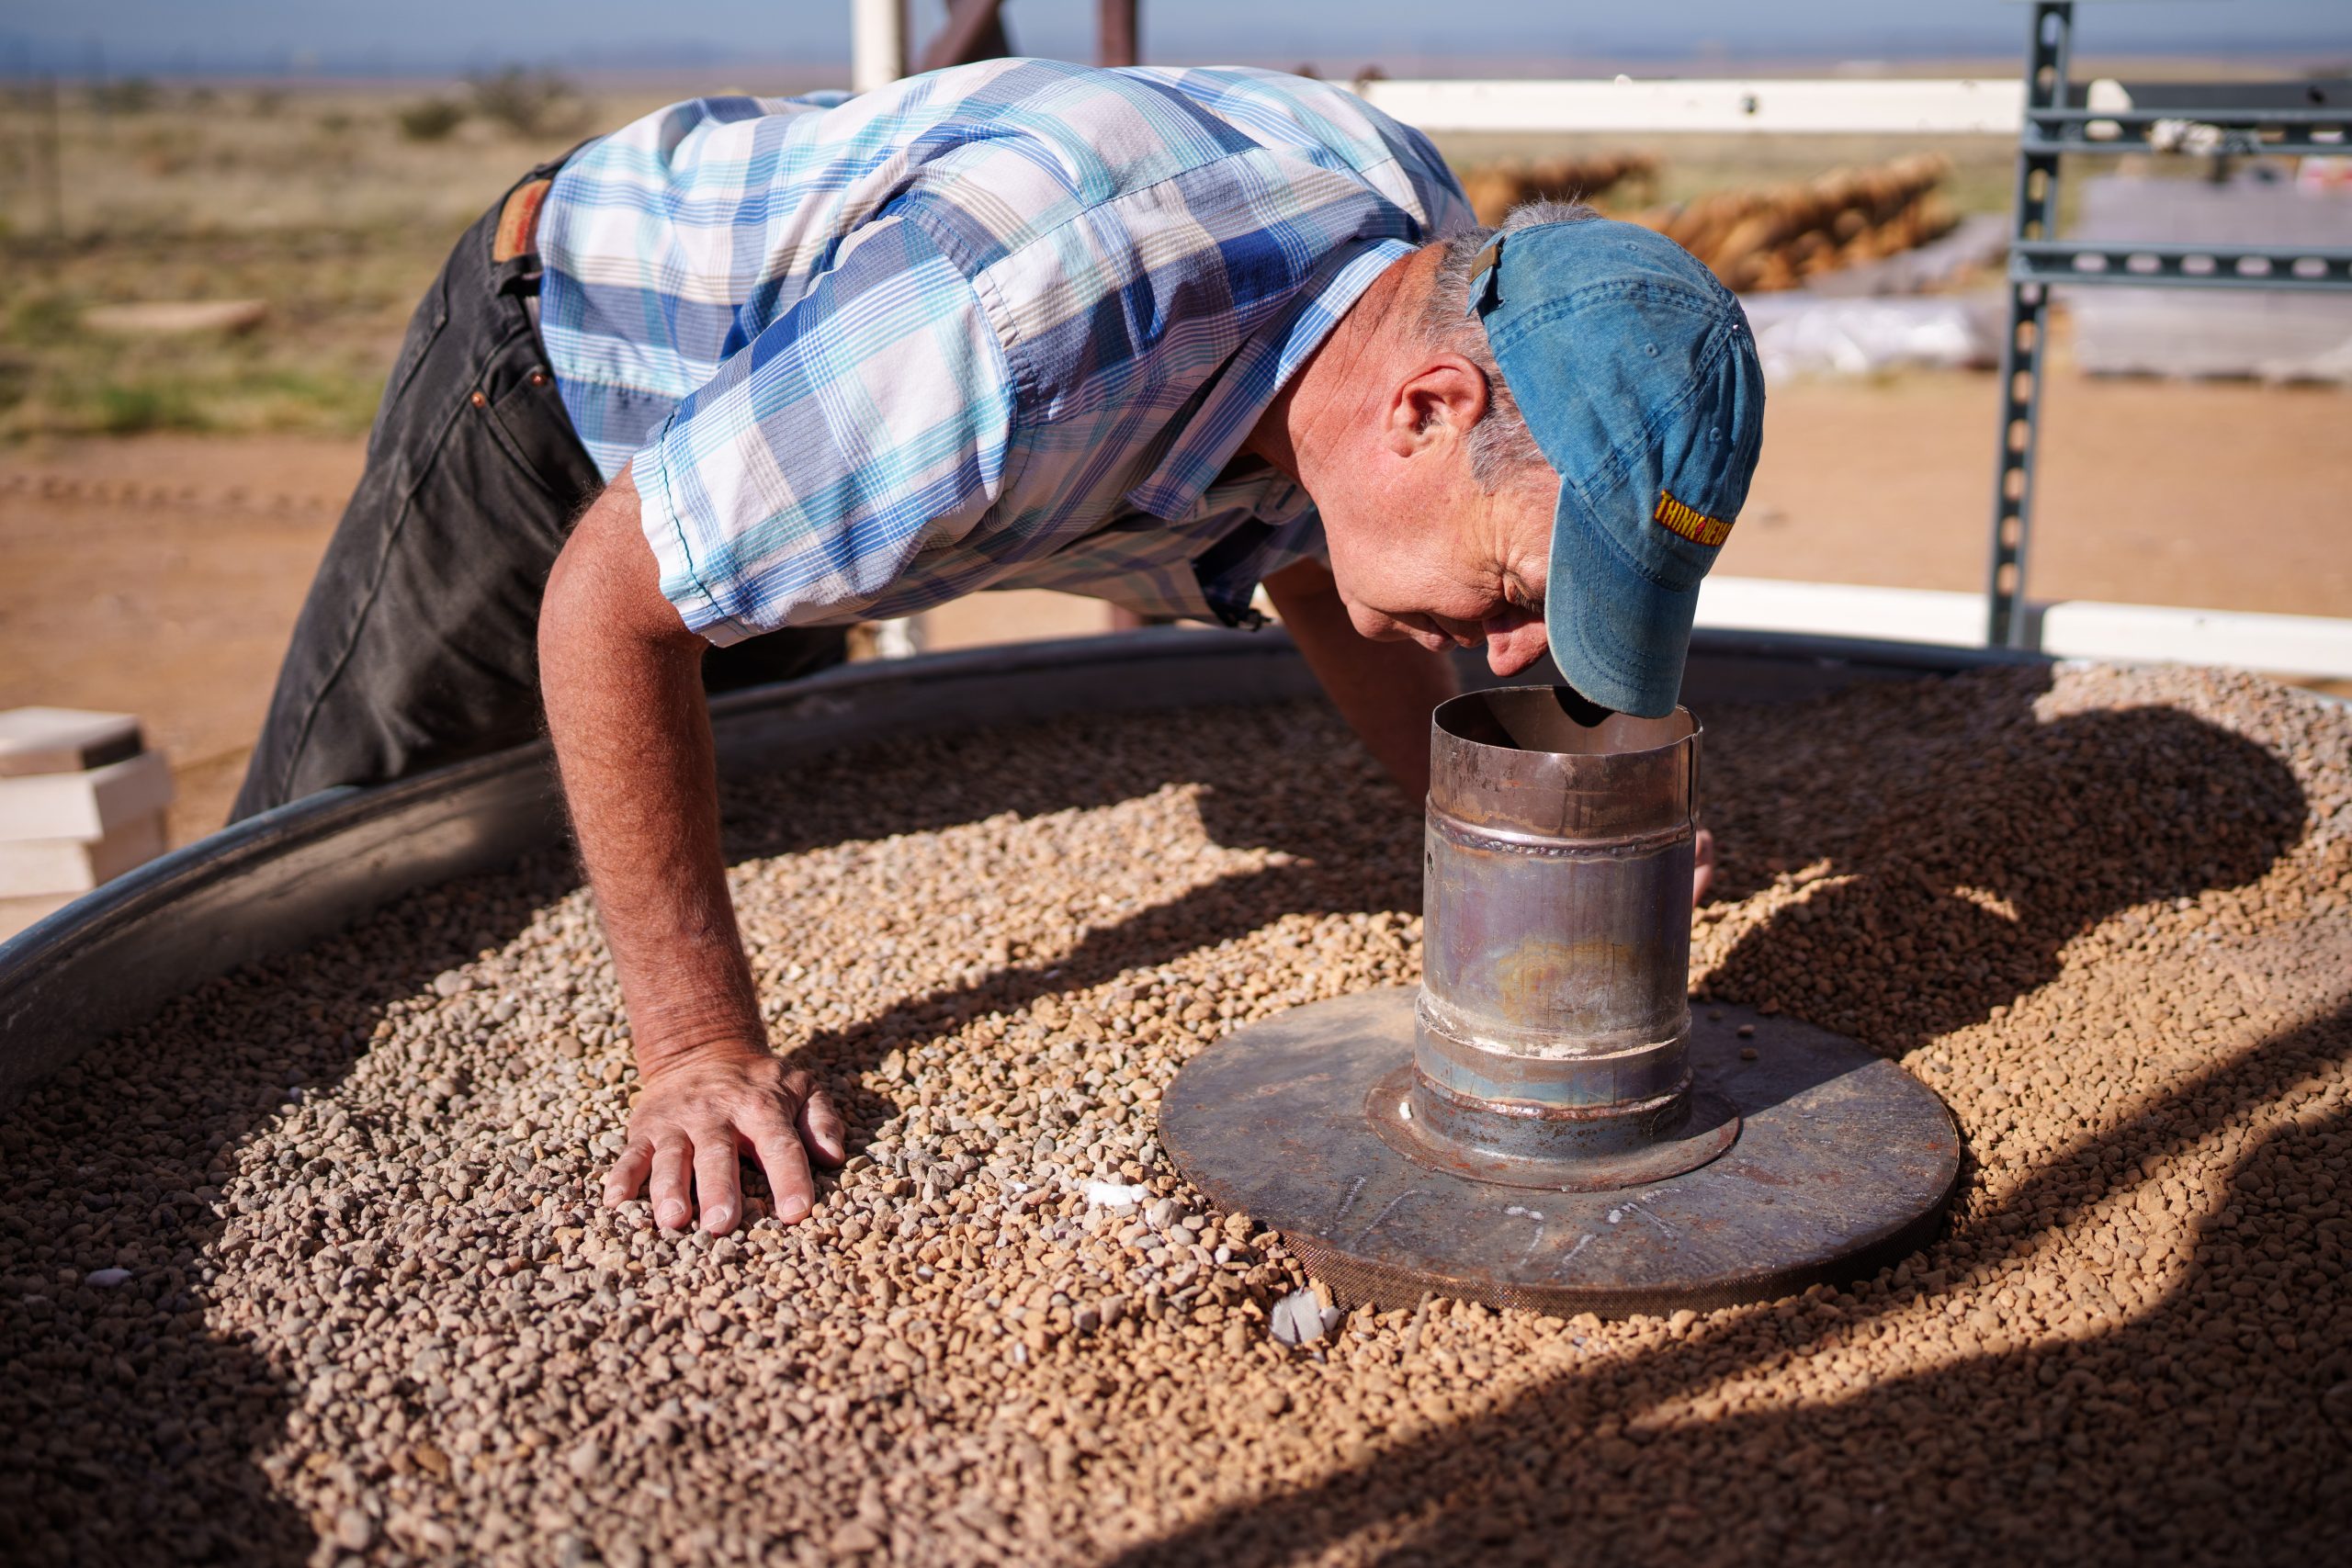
left=2069, top=171, right=2352, bottom=383
left=1738, top=289, right=2005, bottom=382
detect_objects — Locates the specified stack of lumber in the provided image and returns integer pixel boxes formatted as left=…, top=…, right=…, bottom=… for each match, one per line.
left=0, top=708, right=172, bottom=940
left=1460, top=152, right=1659, bottom=226
left=1628, top=153, right=1959, bottom=292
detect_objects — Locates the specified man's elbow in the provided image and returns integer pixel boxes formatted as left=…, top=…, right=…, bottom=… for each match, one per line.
left=537, top=536, right=610, bottom=688
left=542, top=485, right=698, bottom=674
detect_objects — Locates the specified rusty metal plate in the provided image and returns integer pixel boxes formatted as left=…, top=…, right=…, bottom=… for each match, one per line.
left=1160, top=987, right=1962, bottom=1318
left=1365, top=1062, right=1743, bottom=1192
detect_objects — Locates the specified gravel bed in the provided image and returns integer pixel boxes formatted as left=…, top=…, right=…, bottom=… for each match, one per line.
left=1, top=662, right=2347, bottom=1567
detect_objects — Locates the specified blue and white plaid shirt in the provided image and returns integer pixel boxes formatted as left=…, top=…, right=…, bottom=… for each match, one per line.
left=535, top=60, right=1471, bottom=641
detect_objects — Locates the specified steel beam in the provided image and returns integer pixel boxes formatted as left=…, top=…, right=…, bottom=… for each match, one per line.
left=1984, top=3, right=2072, bottom=649
left=2012, top=238, right=2352, bottom=290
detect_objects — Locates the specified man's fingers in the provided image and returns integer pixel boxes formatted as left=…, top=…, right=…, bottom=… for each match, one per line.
left=650, top=1138, right=695, bottom=1232
left=748, top=1122, right=817, bottom=1224
left=1692, top=826, right=1717, bottom=908
left=797, top=1086, right=848, bottom=1167
left=693, top=1132, right=742, bottom=1235
left=603, top=1140, right=654, bottom=1205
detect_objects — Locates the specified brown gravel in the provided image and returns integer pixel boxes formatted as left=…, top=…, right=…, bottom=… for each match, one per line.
left=1, top=662, right=2347, bottom=1567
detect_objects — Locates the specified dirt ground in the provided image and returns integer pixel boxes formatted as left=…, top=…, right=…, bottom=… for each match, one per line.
left=3, top=362, right=2343, bottom=851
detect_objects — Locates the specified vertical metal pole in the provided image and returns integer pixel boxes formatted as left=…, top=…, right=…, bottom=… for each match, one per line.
left=850, top=0, right=907, bottom=94
left=1099, top=0, right=1140, bottom=68
left=1985, top=2, right=2071, bottom=649
left=852, top=0, right=912, bottom=653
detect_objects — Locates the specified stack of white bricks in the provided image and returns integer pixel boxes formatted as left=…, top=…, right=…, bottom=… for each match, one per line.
left=0, top=708, right=174, bottom=942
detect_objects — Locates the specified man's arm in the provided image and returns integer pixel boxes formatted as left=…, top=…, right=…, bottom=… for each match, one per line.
left=539, top=468, right=844, bottom=1235
left=1263, top=557, right=1458, bottom=802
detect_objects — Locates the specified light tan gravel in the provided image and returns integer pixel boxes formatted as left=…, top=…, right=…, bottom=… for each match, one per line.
left=1, top=662, right=2346, bottom=1567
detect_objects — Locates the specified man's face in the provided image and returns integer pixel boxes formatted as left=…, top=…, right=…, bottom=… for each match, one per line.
left=1316, top=415, right=1561, bottom=680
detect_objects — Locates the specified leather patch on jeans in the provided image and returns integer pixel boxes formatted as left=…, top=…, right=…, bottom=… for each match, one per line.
left=492, top=178, right=552, bottom=265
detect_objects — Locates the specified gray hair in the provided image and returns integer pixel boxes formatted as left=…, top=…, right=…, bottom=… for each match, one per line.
left=1419, top=198, right=1598, bottom=491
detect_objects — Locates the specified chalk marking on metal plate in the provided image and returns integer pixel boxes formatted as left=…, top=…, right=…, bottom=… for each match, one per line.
left=1504, top=1205, right=1547, bottom=1270
left=1330, top=1174, right=1367, bottom=1229
left=1556, top=1233, right=1595, bottom=1277
left=1621, top=1199, right=1676, bottom=1238
left=1352, top=1190, right=1427, bottom=1248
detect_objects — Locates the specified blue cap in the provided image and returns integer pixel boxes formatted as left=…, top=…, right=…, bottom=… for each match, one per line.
left=1471, top=218, right=1765, bottom=717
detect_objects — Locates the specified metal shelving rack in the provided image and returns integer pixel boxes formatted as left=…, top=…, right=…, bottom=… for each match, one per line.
left=1985, top=1, right=2352, bottom=646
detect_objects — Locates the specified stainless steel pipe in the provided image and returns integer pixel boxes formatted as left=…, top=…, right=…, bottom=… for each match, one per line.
left=1405, top=687, right=1734, bottom=1186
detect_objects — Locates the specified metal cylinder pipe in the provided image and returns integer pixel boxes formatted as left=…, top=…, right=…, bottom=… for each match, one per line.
left=1409, top=688, right=1703, bottom=1171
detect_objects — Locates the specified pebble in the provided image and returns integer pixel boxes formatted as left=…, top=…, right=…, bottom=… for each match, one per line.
left=1270, top=1288, right=1344, bottom=1348
left=0, top=668, right=2346, bottom=1565
left=333, top=1507, right=374, bottom=1551
left=1083, top=1180, right=1150, bottom=1210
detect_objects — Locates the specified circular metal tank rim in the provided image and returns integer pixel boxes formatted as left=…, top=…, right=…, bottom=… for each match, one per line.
left=0, top=626, right=2043, bottom=1109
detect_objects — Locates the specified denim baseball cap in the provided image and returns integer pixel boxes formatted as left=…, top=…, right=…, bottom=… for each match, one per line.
left=1470, top=218, right=1765, bottom=716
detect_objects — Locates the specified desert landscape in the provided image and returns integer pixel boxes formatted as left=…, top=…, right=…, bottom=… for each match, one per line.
left=3, top=71, right=2346, bottom=839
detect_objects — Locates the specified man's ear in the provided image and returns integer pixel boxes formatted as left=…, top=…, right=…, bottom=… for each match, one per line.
left=1386, top=354, right=1490, bottom=457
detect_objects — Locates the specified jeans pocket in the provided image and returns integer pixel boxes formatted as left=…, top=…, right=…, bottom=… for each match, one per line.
left=482, top=369, right=599, bottom=521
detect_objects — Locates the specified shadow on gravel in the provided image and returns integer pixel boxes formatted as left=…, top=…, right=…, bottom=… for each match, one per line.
left=1702, top=690, right=2309, bottom=1054
left=0, top=856, right=576, bottom=1567
left=718, top=703, right=1425, bottom=1145
left=0, top=701, right=1400, bottom=1562
left=1104, top=993, right=2352, bottom=1568
left=1090, top=682, right=2334, bottom=1568
left=8, top=682, right=2317, bottom=1563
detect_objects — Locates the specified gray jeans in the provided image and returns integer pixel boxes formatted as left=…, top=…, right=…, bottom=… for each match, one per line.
left=232, top=157, right=844, bottom=821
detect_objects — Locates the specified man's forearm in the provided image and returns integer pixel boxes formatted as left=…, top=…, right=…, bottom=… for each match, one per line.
left=1265, top=559, right=1460, bottom=801
left=545, top=470, right=845, bottom=1233
left=540, top=477, right=763, bottom=1066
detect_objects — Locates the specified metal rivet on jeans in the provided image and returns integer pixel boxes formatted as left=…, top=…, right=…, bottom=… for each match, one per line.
left=469, top=389, right=488, bottom=408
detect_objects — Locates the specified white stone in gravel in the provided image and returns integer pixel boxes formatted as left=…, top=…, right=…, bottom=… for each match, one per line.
left=1082, top=1179, right=1150, bottom=1210
left=84, top=1268, right=130, bottom=1288
left=1269, top=1288, right=1342, bottom=1347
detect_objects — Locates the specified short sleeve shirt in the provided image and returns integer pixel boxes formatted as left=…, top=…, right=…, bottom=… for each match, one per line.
left=534, top=60, right=1472, bottom=641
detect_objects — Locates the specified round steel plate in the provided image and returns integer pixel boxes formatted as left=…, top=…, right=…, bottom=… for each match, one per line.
left=1160, top=987, right=1963, bottom=1317
left=1368, top=1063, right=1744, bottom=1192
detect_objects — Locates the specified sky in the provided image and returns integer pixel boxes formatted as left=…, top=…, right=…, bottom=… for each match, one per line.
left=0, top=0, right=2345, bottom=79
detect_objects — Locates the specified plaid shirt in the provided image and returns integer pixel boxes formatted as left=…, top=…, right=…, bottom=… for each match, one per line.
left=535, top=60, right=1470, bottom=641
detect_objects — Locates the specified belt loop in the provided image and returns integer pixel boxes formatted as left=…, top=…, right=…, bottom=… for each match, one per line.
left=489, top=137, right=594, bottom=298
left=492, top=254, right=543, bottom=299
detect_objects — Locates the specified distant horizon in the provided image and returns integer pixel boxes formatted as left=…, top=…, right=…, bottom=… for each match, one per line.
left=3, top=46, right=2347, bottom=87
left=3, top=0, right=2345, bottom=82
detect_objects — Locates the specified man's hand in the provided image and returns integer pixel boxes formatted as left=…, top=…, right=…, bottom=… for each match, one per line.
left=541, top=466, right=842, bottom=1234
left=604, top=1045, right=847, bottom=1232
